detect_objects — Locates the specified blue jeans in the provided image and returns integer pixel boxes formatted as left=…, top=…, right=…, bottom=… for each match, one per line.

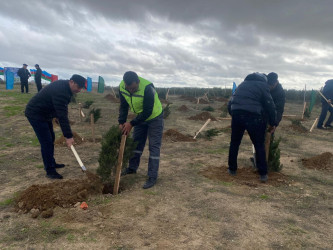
left=228, top=113, right=268, bottom=175
left=128, top=114, right=164, bottom=179
left=27, top=117, right=57, bottom=173
left=317, top=102, right=333, bottom=127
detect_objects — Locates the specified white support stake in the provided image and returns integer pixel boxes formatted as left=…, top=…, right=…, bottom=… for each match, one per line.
left=194, top=119, right=211, bottom=139
left=309, top=117, right=319, bottom=132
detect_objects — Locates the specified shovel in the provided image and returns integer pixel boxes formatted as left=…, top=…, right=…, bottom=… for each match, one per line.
left=70, top=145, right=87, bottom=172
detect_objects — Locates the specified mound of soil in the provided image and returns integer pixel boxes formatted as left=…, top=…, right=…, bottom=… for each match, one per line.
left=177, top=105, right=190, bottom=112
left=104, top=94, right=120, bottom=103
left=288, top=124, right=308, bottom=133
left=15, top=171, right=103, bottom=218
left=55, top=131, right=84, bottom=146
left=188, top=112, right=217, bottom=121
left=301, top=152, right=333, bottom=171
left=163, top=129, right=195, bottom=142
left=199, top=165, right=288, bottom=187
left=180, top=95, right=197, bottom=102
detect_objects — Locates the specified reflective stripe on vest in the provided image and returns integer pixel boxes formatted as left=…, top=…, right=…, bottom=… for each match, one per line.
left=119, top=77, right=162, bottom=121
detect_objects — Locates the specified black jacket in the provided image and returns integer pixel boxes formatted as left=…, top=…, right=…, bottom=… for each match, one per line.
left=118, top=84, right=156, bottom=126
left=228, top=73, right=277, bottom=126
left=322, top=79, right=333, bottom=103
left=270, top=82, right=285, bottom=125
left=17, top=68, right=31, bottom=81
left=35, top=68, right=42, bottom=82
left=25, top=80, right=73, bottom=138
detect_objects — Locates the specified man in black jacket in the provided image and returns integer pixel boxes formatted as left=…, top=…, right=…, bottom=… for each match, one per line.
left=34, top=64, right=42, bottom=92
left=25, top=74, right=86, bottom=179
left=267, top=72, right=285, bottom=126
left=17, top=63, right=31, bottom=93
left=228, top=73, right=277, bottom=182
left=317, top=79, right=333, bottom=129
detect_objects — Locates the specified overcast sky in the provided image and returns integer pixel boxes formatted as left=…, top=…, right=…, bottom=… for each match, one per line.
left=1, top=0, right=332, bottom=89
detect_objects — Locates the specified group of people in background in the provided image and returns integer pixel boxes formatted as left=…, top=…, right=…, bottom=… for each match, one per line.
left=22, top=67, right=332, bottom=187
left=17, top=63, right=42, bottom=93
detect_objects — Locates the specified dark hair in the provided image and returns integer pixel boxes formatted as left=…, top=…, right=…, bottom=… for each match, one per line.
left=267, top=72, right=278, bottom=86
left=123, top=71, right=139, bottom=86
left=70, top=74, right=86, bottom=88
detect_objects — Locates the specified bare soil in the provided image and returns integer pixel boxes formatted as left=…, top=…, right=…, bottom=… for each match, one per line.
left=163, top=129, right=195, bottom=142
left=302, top=152, right=333, bottom=171
left=54, top=131, right=84, bottom=146
left=177, top=105, right=190, bottom=112
left=104, top=94, right=119, bottom=103
left=188, top=111, right=217, bottom=121
left=0, top=87, right=332, bottom=249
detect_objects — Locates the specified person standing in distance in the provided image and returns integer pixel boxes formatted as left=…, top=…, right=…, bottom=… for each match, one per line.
left=119, top=71, right=164, bottom=189
left=267, top=72, right=285, bottom=128
left=35, top=64, right=42, bottom=92
left=17, top=63, right=31, bottom=93
left=25, top=74, right=86, bottom=179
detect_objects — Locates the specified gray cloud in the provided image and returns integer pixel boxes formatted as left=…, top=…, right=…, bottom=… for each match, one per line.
left=0, top=0, right=332, bottom=89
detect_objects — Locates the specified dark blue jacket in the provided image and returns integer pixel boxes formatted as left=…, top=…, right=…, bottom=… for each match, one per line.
left=270, top=82, right=285, bottom=125
left=17, top=67, right=31, bottom=81
left=322, top=79, right=333, bottom=103
left=228, top=73, right=277, bottom=126
left=25, top=80, right=73, bottom=138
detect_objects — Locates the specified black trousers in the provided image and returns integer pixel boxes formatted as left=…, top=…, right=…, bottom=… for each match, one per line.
left=35, top=79, right=42, bottom=92
left=21, top=80, right=29, bottom=93
left=27, top=117, right=57, bottom=174
left=228, top=112, right=268, bottom=175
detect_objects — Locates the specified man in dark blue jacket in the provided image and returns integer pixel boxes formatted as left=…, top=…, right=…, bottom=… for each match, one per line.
left=228, top=73, right=277, bottom=182
left=34, top=64, right=42, bottom=92
left=267, top=72, right=285, bottom=126
left=25, top=74, right=86, bottom=179
left=317, top=79, right=333, bottom=129
left=17, top=63, right=31, bottom=93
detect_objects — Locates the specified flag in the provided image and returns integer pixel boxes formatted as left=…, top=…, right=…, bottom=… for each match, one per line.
left=51, top=74, right=58, bottom=82
left=42, top=71, right=52, bottom=81
left=232, top=82, right=237, bottom=94
left=5, top=71, right=14, bottom=90
left=87, top=77, right=92, bottom=92
left=98, top=76, right=105, bottom=93
left=30, top=69, right=36, bottom=76
left=0, top=67, right=4, bottom=75
left=309, top=90, right=317, bottom=112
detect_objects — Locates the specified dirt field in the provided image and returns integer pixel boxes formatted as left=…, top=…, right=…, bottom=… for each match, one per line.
left=0, top=83, right=332, bottom=249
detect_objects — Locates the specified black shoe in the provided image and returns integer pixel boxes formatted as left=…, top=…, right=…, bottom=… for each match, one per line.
left=143, top=178, right=157, bottom=189
left=46, top=171, right=63, bottom=179
left=54, top=163, right=65, bottom=168
left=228, top=169, right=237, bottom=176
left=121, top=168, right=137, bottom=176
left=260, top=175, right=268, bottom=183
left=325, top=124, right=333, bottom=128
left=317, top=126, right=326, bottom=130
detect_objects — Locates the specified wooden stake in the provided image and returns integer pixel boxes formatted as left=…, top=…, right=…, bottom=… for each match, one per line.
left=317, top=90, right=333, bottom=108
left=165, top=88, right=170, bottom=101
left=301, top=102, right=306, bottom=119
left=309, top=117, right=319, bottom=132
left=264, top=132, right=271, bottom=162
left=90, top=113, right=95, bottom=143
left=111, top=86, right=117, bottom=98
left=113, top=135, right=127, bottom=195
left=79, top=103, right=82, bottom=122
left=194, top=119, right=211, bottom=139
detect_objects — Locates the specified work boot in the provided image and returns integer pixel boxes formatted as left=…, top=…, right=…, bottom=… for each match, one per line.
left=121, top=168, right=137, bottom=176
left=325, top=124, right=333, bottom=129
left=260, top=175, right=268, bottom=183
left=317, top=126, right=326, bottom=130
left=228, top=169, right=237, bottom=176
left=54, top=163, right=65, bottom=168
left=143, top=177, right=157, bottom=189
left=46, top=171, right=63, bottom=179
